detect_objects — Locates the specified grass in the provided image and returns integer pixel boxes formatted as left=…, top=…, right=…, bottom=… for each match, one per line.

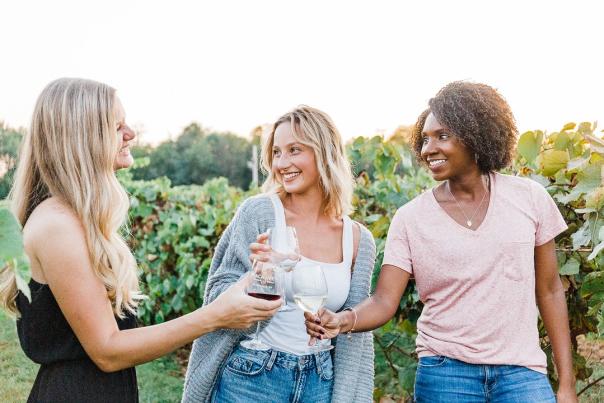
left=0, top=311, right=183, bottom=403
left=577, top=360, right=604, bottom=402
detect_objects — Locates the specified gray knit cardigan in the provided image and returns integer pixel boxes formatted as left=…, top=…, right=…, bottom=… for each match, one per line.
left=181, top=195, right=376, bottom=402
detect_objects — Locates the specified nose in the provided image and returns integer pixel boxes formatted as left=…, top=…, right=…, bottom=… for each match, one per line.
left=123, top=124, right=136, bottom=142
left=275, top=153, right=291, bottom=170
left=420, top=138, right=435, bottom=159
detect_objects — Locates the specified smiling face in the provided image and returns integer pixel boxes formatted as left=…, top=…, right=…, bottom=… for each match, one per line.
left=113, top=96, right=136, bottom=170
left=271, top=121, right=320, bottom=195
left=420, top=112, right=477, bottom=181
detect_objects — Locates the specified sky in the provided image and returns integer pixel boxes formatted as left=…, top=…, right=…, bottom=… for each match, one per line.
left=0, top=0, right=602, bottom=145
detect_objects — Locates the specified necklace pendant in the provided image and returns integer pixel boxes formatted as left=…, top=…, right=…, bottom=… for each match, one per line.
left=467, top=220, right=472, bottom=227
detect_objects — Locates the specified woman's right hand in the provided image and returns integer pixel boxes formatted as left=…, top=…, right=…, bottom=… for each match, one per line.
left=249, top=232, right=271, bottom=265
left=304, top=308, right=343, bottom=340
left=209, top=273, right=282, bottom=329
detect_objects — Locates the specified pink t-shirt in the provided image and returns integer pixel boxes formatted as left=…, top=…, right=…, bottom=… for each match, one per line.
left=383, top=172, right=567, bottom=373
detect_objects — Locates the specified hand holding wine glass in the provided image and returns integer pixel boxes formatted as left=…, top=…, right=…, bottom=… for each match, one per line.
left=248, top=227, right=300, bottom=271
left=303, top=308, right=343, bottom=340
left=210, top=273, right=282, bottom=330
left=292, top=263, right=333, bottom=352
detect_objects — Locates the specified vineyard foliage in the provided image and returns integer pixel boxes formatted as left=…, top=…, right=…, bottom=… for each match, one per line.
left=2, top=122, right=604, bottom=399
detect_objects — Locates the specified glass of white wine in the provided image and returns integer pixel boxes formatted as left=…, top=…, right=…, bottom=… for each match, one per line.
left=292, top=262, right=333, bottom=352
left=268, top=226, right=300, bottom=312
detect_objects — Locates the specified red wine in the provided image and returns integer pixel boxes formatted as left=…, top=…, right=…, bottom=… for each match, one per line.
left=248, top=292, right=281, bottom=301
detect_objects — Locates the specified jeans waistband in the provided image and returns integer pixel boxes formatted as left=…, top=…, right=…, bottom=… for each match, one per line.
left=265, top=349, right=330, bottom=371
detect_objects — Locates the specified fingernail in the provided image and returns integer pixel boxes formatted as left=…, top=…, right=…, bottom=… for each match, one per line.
left=315, top=318, right=321, bottom=324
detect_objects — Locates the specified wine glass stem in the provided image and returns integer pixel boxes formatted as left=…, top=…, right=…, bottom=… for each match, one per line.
left=253, top=322, right=261, bottom=341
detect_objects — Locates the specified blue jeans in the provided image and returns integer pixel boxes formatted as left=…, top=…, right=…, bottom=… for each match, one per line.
left=211, top=345, right=334, bottom=403
left=414, top=356, right=555, bottom=402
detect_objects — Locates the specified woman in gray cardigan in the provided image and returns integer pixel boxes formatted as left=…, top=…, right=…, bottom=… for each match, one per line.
left=182, top=106, right=376, bottom=403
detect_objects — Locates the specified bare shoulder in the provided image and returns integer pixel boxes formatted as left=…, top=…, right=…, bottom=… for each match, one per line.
left=24, top=198, right=88, bottom=271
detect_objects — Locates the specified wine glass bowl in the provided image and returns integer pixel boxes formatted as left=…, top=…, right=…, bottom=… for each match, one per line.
left=240, top=262, right=281, bottom=351
left=291, top=263, right=333, bottom=352
left=268, top=226, right=300, bottom=272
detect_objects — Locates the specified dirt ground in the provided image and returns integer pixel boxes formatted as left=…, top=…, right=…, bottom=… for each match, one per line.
left=578, top=335, right=604, bottom=364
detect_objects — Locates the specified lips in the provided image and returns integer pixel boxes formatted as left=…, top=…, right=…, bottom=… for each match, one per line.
left=282, top=172, right=301, bottom=181
left=428, top=159, right=446, bottom=167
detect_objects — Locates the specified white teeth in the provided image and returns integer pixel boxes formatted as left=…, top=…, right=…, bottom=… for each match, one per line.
left=428, top=160, right=445, bottom=167
left=283, top=172, right=300, bottom=180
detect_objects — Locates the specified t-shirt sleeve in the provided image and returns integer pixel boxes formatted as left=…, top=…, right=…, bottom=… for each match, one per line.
left=530, top=180, right=568, bottom=246
left=382, top=207, right=413, bottom=274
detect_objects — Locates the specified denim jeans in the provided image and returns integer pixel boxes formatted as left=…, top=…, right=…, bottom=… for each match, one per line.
left=211, top=345, right=334, bottom=403
left=414, top=356, right=555, bottom=402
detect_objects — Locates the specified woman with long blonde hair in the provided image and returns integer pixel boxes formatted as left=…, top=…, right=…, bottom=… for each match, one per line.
left=0, top=78, right=281, bottom=402
left=183, top=106, right=376, bottom=402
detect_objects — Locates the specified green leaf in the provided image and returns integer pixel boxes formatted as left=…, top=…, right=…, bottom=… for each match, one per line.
left=585, top=187, right=604, bottom=210
left=562, top=122, right=577, bottom=131
left=397, top=365, right=417, bottom=391
left=553, top=132, right=571, bottom=151
left=517, top=131, right=543, bottom=163
left=0, top=209, right=24, bottom=260
left=567, top=156, right=590, bottom=172
left=572, top=221, right=592, bottom=250
left=588, top=240, right=604, bottom=261
left=584, top=133, right=604, bottom=154
left=581, top=272, right=604, bottom=296
left=539, top=149, right=570, bottom=177
left=0, top=209, right=31, bottom=301
left=560, top=258, right=580, bottom=275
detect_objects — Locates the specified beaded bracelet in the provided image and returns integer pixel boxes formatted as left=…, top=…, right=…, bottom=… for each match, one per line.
left=342, top=307, right=357, bottom=339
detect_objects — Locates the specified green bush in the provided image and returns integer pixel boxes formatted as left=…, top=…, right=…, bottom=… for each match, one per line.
left=120, top=169, right=250, bottom=324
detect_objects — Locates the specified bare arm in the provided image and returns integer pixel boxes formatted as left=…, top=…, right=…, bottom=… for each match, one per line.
left=30, top=209, right=281, bottom=373
left=534, top=240, right=577, bottom=402
left=306, top=265, right=411, bottom=338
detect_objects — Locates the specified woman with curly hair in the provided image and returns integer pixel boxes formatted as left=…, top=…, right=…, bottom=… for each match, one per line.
left=305, top=82, right=577, bottom=402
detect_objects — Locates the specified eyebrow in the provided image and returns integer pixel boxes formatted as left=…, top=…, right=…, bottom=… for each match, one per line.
left=421, top=128, right=446, bottom=135
left=273, top=142, right=303, bottom=148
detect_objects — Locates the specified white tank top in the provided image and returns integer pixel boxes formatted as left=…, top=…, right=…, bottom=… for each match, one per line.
left=258, top=194, right=353, bottom=355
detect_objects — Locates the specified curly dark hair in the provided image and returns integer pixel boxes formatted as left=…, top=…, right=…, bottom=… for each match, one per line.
left=410, top=81, right=518, bottom=173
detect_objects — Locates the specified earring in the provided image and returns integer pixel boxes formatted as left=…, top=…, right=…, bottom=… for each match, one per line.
left=474, top=153, right=479, bottom=163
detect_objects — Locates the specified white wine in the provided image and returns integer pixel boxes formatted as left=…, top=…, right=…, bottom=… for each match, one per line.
left=294, top=294, right=327, bottom=314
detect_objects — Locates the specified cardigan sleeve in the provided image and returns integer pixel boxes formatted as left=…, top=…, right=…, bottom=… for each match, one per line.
left=331, top=223, right=377, bottom=402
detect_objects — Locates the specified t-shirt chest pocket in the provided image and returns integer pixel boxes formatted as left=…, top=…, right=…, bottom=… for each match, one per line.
left=500, top=241, right=534, bottom=281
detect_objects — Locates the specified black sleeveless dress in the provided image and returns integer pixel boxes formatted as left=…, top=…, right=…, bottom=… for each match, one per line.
left=16, top=280, right=138, bottom=403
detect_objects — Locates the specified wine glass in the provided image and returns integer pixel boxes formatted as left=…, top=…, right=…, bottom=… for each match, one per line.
left=268, top=226, right=300, bottom=312
left=292, top=263, right=333, bottom=352
left=240, top=261, right=282, bottom=351
left=268, top=226, right=300, bottom=272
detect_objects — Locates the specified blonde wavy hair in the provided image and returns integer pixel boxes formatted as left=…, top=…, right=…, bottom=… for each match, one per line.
left=261, top=105, right=354, bottom=218
left=0, top=78, right=143, bottom=317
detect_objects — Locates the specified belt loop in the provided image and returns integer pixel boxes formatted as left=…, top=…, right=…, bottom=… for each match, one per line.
left=313, top=352, right=322, bottom=376
left=266, top=350, right=278, bottom=371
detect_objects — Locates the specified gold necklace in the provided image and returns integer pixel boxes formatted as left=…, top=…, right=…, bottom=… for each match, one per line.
left=446, top=174, right=490, bottom=227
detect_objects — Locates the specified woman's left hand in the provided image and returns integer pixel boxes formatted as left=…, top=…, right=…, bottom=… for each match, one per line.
left=556, top=386, right=578, bottom=403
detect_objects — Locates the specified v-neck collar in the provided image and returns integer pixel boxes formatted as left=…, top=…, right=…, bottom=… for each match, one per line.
left=428, top=171, right=496, bottom=234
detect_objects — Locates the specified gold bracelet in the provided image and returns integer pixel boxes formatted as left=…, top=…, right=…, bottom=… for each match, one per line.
left=343, top=307, right=357, bottom=339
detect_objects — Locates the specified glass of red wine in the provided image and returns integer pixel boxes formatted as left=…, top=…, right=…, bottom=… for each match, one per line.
left=240, top=261, right=282, bottom=351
